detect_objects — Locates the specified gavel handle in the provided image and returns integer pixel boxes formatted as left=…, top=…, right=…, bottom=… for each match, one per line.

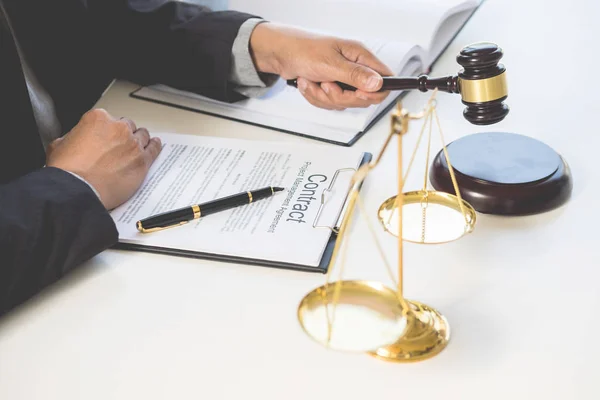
left=286, top=75, right=460, bottom=94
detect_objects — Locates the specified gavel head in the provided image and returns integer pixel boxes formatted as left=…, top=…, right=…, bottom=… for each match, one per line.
left=456, top=42, right=509, bottom=125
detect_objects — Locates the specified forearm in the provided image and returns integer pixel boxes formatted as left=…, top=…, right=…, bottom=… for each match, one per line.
left=0, top=167, right=118, bottom=317
left=84, top=0, right=261, bottom=102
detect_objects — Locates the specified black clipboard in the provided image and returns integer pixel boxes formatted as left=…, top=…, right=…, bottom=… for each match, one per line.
left=127, top=3, right=482, bottom=147
left=111, top=152, right=372, bottom=274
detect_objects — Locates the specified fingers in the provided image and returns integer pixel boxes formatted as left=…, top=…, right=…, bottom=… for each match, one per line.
left=344, top=63, right=385, bottom=92
left=131, top=125, right=159, bottom=166
left=341, top=41, right=395, bottom=77
left=133, top=127, right=151, bottom=148
left=298, top=77, right=388, bottom=110
left=114, top=116, right=156, bottom=160
left=298, top=79, right=344, bottom=110
left=333, top=40, right=394, bottom=93
left=143, top=137, right=162, bottom=166
left=119, top=117, right=137, bottom=134
left=321, top=81, right=389, bottom=108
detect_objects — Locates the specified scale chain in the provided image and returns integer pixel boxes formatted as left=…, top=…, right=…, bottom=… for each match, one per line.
left=432, top=108, right=469, bottom=227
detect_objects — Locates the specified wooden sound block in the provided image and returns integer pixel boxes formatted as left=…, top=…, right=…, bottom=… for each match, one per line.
left=429, top=132, right=573, bottom=215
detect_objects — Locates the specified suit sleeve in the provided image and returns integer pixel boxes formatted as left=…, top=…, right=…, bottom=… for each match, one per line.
left=0, top=167, right=118, bottom=317
left=85, top=0, right=262, bottom=102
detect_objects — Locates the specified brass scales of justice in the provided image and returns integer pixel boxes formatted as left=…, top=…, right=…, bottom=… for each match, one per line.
left=296, top=42, right=510, bottom=362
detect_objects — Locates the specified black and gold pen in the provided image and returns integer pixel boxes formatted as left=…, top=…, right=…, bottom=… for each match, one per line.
left=136, top=186, right=285, bottom=233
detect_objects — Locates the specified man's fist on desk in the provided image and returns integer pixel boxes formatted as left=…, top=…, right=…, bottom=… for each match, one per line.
left=46, top=109, right=162, bottom=210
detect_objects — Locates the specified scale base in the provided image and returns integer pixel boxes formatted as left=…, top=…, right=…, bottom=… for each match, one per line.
left=369, top=300, right=449, bottom=362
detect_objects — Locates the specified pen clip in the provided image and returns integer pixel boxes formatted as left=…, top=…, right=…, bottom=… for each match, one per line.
left=312, top=168, right=356, bottom=234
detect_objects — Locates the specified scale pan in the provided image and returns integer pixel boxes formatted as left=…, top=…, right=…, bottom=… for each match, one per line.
left=378, top=190, right=476, bottom=244
left=297, top=280, right=408, bottom=352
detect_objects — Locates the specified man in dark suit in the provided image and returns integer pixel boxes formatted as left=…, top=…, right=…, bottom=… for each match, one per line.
left=0, top=0, right=392, bottom=317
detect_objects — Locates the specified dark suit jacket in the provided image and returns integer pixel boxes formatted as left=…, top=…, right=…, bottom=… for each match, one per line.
left=0, top=0, right=258, bottom=317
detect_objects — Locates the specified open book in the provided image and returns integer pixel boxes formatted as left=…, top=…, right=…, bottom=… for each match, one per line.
left=131, top=0, right=481, bottom=146
left=110, top=132, right=370, bottom=273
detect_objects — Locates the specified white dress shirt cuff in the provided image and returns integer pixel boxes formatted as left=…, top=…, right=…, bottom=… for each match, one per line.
left=230, top=18, right=279, bottom=97
left=43, top=164, right=102, bottom=200
left=66, top=171, right=102, bottom=200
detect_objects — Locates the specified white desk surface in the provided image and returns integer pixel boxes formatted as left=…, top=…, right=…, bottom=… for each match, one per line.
left=1, top=0, right=599, bottom=398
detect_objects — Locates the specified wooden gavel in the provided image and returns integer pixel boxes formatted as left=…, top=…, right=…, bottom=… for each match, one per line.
left=287, top=42, right=509, bottom=125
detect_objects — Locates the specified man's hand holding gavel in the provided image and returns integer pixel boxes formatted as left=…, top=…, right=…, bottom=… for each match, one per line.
left=249, top=22, right=394, bottom=111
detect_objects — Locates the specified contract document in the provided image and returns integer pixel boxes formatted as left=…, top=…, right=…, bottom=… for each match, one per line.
left=110, top=133, right=371, bottom=272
